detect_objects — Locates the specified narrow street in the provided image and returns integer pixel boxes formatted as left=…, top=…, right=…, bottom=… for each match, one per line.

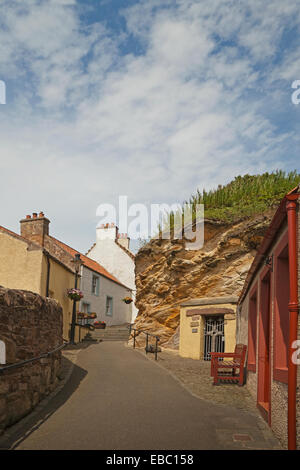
left=1, top=341, right=281, bottom=450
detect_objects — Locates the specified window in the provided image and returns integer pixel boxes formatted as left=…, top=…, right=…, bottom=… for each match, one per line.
left=106, top=296, right=113, bottom=316
left=92, top=275, right=99, bottom=295
left=82, top=302, right=90, bottom=314
left=248, top=287, right=258, bottom=372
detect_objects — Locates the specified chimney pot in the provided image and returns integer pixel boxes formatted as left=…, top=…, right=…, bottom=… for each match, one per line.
left=32, top=213, right=37, bottom=219
left=39, top=211, right=44, bottom=218
left=26, top=215, right=31, bottom=219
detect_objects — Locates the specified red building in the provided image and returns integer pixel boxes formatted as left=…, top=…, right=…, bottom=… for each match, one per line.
left=237, top=185, right=300, bottom=449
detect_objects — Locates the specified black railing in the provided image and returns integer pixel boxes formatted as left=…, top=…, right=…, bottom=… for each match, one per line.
left=128, top=325, right=160, bottom=360
left=0, top=342, right=67, bottom=374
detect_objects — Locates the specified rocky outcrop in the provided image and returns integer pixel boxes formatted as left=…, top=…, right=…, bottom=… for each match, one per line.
left=134, top=211, right=275, bottom=348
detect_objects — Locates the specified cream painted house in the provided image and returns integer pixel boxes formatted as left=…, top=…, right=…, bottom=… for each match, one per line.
left=0, top=219, right=75, bottom=341
left=86, top=223, right=138, bottom=322
left=179, top=297, right=238, bottom=360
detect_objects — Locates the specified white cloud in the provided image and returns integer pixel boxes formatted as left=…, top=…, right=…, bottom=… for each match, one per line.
left=0, top=0, right=299, bottom=251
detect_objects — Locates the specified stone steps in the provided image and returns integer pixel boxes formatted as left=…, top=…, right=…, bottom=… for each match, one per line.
left=87, top=325, right=131, bottom=342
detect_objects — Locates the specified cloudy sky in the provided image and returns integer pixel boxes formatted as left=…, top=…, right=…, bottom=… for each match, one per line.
left=0, top=0, right=299, bottom=253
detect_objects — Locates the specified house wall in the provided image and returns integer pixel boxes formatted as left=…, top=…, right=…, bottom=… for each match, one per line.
left=179, top=300, right=237, bottom=360
left=0, top=231, right=44, bottom=294
left=88, top=227, right=137, bottom=321
left=237, top=219, right=300, bottom=449
left=79, top=266, right=132, bottom=326
left=43, top=256, right=76, bottom=342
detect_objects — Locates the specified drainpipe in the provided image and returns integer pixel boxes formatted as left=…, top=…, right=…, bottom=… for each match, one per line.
left=286, top=194, right=299, bottom=450
left=46, top=255, right=51, bottom=297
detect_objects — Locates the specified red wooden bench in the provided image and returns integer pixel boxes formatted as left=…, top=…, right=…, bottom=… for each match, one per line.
left=210, top=344, right=247, bottom=386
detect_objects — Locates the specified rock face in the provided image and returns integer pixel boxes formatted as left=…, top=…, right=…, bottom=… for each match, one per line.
left=134, top=212, right=274, bottom=348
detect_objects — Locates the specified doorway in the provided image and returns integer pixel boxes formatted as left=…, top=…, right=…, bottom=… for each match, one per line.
left=257, top=270, right=271, bottom=421
left=204, top=316, right=225, bottom=361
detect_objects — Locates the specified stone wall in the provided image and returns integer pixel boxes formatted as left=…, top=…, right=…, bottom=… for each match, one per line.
left=0, top=286, right=63, bottom=433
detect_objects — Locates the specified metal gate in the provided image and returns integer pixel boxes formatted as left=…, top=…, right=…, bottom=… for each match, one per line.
left=204, top=317, right=225, bottom=361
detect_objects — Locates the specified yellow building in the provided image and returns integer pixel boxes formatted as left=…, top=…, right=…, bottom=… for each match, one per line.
left=179, top=296, right=238, bottom=360
left=0, top=215, right=77, bottom=341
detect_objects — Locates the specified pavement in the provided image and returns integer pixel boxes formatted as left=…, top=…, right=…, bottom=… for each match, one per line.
left=0, top=341, right=282, bottom=450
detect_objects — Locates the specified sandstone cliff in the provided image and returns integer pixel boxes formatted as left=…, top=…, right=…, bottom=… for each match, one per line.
left=134, top=211, right=274, bottom=348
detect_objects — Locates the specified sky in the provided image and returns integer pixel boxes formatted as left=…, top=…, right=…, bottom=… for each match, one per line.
left=0, top=0, right=299, bottom=254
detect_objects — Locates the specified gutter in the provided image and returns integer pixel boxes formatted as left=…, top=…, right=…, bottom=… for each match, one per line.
left=286, top=194, right=299, bottom=450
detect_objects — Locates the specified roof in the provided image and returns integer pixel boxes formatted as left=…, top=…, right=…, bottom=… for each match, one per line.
left=86, top=240, right=135, bottom=260
left=238, top=185, right=300, bottom=305
left=115, top=240, right=135, bottom=260
left=0, top=225, right=40, bottom=247
left=0, top=225, right=75, bottom=274
left=180, top=296, right=239, bottom=307
left=50, top=236, right=131, bottom=290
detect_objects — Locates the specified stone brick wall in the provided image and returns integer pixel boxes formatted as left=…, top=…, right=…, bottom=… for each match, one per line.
left=0, top=286, right=63, bottom=433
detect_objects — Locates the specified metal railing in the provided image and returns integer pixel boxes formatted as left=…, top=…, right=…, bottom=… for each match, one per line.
left=128, top=325, right=160, bottom=361
left=0, top=342, right=67, bottom=374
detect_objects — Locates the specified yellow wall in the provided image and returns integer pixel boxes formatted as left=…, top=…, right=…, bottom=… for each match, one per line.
left=0, top=232, right=44, bottom=294
left=45, top=257, right=76, bottom=342
left=0, top=232, right=78, bottom=343
left=179, top=303, right=237, bottom=360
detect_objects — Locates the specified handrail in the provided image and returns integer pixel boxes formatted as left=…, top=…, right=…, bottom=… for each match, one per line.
left=128, top=325, right=160, bottom=360
left=74, top=322, right=95, bottom=330
left=0, top=342, right=68, bottom=373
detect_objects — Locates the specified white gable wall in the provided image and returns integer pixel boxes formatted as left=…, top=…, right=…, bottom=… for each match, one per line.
left=88, top=226, right=138, bottom=322
left=79, top=265, right=132, bottom=326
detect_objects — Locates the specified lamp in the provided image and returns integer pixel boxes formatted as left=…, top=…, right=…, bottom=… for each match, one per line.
left=70, top=253, right=83, bottom=344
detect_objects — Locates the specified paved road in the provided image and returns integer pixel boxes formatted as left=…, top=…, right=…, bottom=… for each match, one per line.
left=1, top=342, right=281, bottom=450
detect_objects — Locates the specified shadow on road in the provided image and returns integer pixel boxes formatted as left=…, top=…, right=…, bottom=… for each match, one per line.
left=0, top=344, right=90, bottom=450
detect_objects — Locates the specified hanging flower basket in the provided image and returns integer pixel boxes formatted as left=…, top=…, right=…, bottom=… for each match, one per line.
left=89, top=313, right=97, bottom=319
left=67, top=288, right=83, bottom=301
left=94, top=321, right=106, bottom=329
left=122, top=297, right=133, bottom=304
left=77, top=312, right=85, bottom=319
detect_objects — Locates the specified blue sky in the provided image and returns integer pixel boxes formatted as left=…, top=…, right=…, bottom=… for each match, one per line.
left=0, top=0, right=299, bottom=253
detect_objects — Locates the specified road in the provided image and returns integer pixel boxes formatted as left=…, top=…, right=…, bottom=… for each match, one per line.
left=1, top=341, right=281, bottom=450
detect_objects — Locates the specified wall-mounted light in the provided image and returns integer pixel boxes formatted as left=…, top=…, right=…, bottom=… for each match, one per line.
left=265, top=254, right=273, bottom=272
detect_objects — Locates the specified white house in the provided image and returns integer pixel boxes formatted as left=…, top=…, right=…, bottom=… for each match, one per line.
left=86, top=223, right=138, bottom=322
left=53, top=237, right=132, bottom=327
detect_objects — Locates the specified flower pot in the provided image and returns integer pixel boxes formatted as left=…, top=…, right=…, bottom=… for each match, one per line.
left=68, top=295, right=81, bottom=301
left=94, top=324, right=106, bottom=329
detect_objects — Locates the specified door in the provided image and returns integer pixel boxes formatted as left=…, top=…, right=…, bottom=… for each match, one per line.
left=257, top=271, right=271, bottom=420
left=204, top=316, right=225, bottom=361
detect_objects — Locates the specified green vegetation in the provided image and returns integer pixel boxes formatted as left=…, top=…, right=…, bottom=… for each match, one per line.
left=187, top=170, right=300, bottom=222
left=160, top=170, right=300, bottom=233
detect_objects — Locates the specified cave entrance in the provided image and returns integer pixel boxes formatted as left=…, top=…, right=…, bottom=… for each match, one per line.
left=204, top=316, right=225, bottom=361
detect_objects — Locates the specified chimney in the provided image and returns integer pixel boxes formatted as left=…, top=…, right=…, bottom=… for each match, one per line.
left=117, top=232, right=130, bottom=250
left=96, top=222, right=118, bottom=242
left=20, top=212, right=50, bottom=246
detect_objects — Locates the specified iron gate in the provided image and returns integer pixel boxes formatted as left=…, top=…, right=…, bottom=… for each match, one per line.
left=204, top=316, right=225, bottom=361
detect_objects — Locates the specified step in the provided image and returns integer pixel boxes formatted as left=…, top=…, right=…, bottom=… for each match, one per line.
left=93, top=332, right=130, bottom=336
